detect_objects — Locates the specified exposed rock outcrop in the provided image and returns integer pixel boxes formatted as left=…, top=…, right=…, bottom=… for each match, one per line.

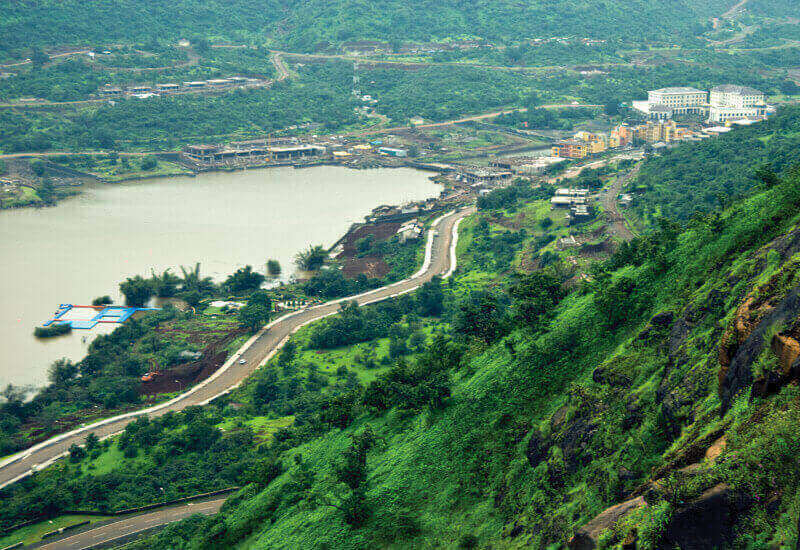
left=719, top=286, right=800, bottom=413
left=568, top=496, right=646, bottom=550
left=657, top=484, right=752, bottom=550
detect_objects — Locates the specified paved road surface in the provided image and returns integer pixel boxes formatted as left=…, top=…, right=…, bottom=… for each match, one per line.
left=0, top=207, right=474, bottom=491
left=33, top=498, right=226, bottom=550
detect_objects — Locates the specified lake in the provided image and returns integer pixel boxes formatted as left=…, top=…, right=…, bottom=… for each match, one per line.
left=0, top=166, right=440, bottom=388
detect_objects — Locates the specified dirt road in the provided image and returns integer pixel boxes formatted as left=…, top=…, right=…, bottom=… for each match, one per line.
left=600, top=163, right=641, bottom=240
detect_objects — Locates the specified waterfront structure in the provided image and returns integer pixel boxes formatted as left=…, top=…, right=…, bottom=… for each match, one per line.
left=378, top=147, right=408, bottom=157
left=182, top=143, right=326, bottom=166
left=708, top=85, right=768, bottom=123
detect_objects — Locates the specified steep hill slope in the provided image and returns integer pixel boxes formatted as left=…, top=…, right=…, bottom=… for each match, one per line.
left=113, top=107, right=800, bottom=549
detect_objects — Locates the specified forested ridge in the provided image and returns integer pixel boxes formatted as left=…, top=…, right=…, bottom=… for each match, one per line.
left=1, top=0, right=721, bottom=54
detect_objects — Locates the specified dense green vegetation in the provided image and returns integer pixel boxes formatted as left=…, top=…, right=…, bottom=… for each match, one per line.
left=124, top=129, right=800, bottom=549
left=5, top=108, right=800, bottom=547
left=0, top=0, right=724, bottom=57
left=632, top=104, right=800, bottom=222
left=0, top=79, right=359, bottom=152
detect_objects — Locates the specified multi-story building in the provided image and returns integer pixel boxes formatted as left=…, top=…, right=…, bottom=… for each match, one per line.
left=633, top=87, right=708, bottom=120
left=588, top=136, right=608, bottom=154
left=708, top=85, right=768, bottom=123
left=647, top=87, right=708, bottom=114
left=611, top=124, right=633, bottom=147
left=552, top=140, right=589, bottom=159
left=635, top=121, right=677, bottom=144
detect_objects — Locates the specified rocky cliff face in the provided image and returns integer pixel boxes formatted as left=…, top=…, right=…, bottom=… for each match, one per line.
left=562, top=225, right=800, bottom=549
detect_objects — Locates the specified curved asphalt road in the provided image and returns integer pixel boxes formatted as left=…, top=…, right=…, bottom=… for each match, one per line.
left=0, top=207, right=474, bottom=492
left=33, top=497, right=226, bottom=550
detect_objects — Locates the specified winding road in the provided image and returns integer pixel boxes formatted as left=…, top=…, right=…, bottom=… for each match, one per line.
left=32, top=498, right=226, bottom=550
left=0, top=207, right=474, bottom=492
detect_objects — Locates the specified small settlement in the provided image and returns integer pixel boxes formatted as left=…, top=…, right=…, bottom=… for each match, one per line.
left=96, top=76, right=270, bottom=99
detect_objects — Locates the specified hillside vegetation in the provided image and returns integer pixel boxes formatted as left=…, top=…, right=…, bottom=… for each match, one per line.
left=17, top=107, right=791, bottom=548
left=0, top=0, right=722, bottom=54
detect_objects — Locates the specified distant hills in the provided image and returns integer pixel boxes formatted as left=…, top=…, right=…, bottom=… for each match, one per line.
left=0, top=0, right=740, bottom=54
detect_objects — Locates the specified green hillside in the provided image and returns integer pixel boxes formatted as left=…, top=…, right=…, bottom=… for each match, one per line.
left=0, top=0, right=726, bottom=54
left=111, top=107, right=799, bottom=548
left=3, top=107, right=796, bottom=548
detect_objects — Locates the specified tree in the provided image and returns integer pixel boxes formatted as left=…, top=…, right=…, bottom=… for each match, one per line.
left=278, top=339, right=297, bottom=366
left=755, top=164, right=780, bottom=188
left=239, top=304, right=270, bottom=332
left=30, top=159, right=46, bottom=176
left=224, top=265, right=265, bottom=293
left=68, top=443, right=85, bottom=462
left=150, top=269, right=181, bottom=297
left=453, top=290, right=508, bottom=342
left=30, top=47, right=50, bottom=67
left=84, top=432, right=100, bottom=451
left=92, top=295, right=113, bottom=306
left=295, top=245, right=327, bottom=271
left=140, top=155, right=158, bottom=170
left=267, top=259, right=282, bottom=277
left=37, top=179, right=56, bottom=205
left=48, top=358, right=78, bottom=386
left=248, top=290, right=271, bottom=309
left=183, top=291, right=203, bottom=308
left=119, top=275, right=154, bottom=307
left=603, top=99, right=621, bottom=116
left=315, top=428, right=376, bottom=526
left=179, top=263, right=216, bottom=295
left=416, top=276, right=444, bottom=316
left=191, top=35, right=211, bottom=53
left=509, top=272, right=563, bottom=329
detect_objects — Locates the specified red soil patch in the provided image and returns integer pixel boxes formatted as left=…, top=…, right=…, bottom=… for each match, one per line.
left=341, top=255, right=391, bottom=278
left=337, top=221, right=401, bottom=278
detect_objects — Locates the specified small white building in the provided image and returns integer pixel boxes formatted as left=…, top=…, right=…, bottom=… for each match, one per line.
left=378, top=147, right=408, bottom=157
left=397, top=220, right=423, bottom=242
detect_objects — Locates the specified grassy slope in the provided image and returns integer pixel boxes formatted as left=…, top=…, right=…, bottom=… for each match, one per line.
left=168, top=120, right=800, bottom=548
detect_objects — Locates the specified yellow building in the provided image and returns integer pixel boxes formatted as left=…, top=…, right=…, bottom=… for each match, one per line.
left=589, top=137, right=608, bottom=154
left=552, top=140, right=589, bottom=159
left=636, top=121, right=677, bottom=143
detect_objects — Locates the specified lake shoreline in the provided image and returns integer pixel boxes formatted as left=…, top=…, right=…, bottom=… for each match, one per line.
left=0, top=166, right=442, bottom=388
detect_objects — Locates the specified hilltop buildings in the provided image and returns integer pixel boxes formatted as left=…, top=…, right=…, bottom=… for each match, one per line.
left=708, top=85, right=768, bottom=123
left=551, top=124, right=634, bottom=159
left=632, top=85, right=771, bottom=124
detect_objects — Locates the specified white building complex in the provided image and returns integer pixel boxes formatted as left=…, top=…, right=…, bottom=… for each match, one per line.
left=707, top=85, right=768, bottom=123
left=633, top=87, right=708, bottom=120
left=633, top=84, right=771, bottom=124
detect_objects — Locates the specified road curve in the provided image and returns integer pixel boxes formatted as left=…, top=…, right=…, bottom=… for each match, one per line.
left=33, top=497, right=226, bottom=550
left=0, top=207, right=475, bottom=491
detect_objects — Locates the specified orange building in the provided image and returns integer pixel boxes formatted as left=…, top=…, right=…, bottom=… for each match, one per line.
left=552, top=140, right=589, bottom=159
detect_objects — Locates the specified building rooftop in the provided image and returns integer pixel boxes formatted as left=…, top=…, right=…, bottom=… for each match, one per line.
left=652, top=87, right=706, bottom=94
left=711, top=84, right=763, bottom=96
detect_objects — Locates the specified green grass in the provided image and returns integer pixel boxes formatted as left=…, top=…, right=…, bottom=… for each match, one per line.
left=99, top=160, right=194, bottom=182
left=217, top=415, right=295, bottom=442
left=0, top=514, right=109, bottom=547
left=82, top=441, right=152, bottom=476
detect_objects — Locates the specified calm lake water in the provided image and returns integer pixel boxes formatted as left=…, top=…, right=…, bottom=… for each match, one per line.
left=0, top=166, right=439, bottom=388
